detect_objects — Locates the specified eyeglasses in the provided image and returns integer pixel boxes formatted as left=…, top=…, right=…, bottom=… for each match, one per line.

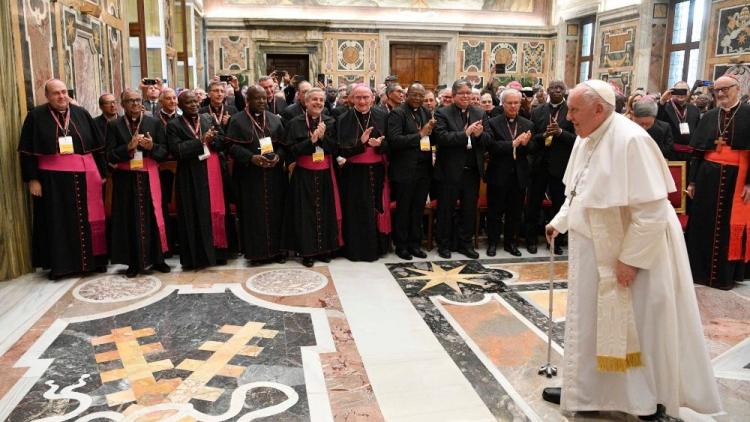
left=714, top=84, right=738, bottom=94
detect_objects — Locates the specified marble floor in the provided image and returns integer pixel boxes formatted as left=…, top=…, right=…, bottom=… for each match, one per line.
left=0, top=247, right=748, bottom=421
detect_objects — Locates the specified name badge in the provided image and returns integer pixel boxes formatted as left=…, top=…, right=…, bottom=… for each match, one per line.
left=679, top=122, right=690, bottom=135
left=130, top=150, right=144, bottom=169
left=466, top=136, right=473, bottom=150
left=420, top=136, right=431, bottom=152
left=199, top=144, right=211, bottom=161
left=312, top=146, right=325, bottom=163
left=58, top=136, right=74, bottom=155
left=259, top=137, right=273, bottom=155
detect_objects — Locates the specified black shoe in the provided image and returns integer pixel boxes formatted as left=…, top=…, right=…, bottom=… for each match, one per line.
left=318, top=255, right=331, bottom=263
left=554, top=244, right=563, bottom=255
left=275, top=254, right=287, bottom=264
left=457, top=247, right=479, bottom=259
left=395, top=248, right=413, bottom=260
left=638, top=404, right=666, bottom=421
left=125, top=266, right=139, bottom=278
left=437, top=248, right=451, bottom=259
left=302, top=257, right=314, bottom=267
left=216, top=259, right=227, bottom=265
left=542, top=387, right=561, bottom=405
left=94, top=265, right=108, bottom=273
left=504, top=244, right=522, bottom=257
left=48, top=272, right=66, bottom=281
left=486, top=243, right=497, bottom=257
left=526, top=240, right=537, bottom=254
left=408, top=247, right=427, bottom=259
left=151, top=262, right=171, bottom=273
left=249, top=259, right=264, bottom=267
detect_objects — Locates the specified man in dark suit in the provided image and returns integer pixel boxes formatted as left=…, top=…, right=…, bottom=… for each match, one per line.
left=387, top=83, right=435, bottom=260
left=484, top=88, right=533, bottom=257
left=632, top=99, right=674, bottom=159
left=94, top=93, right=119, bottom=141
left=433, top=79, right=490, bottom=259
left=259, top=75, right=287, bottom=116
left=524, top=80, right=575, bottom=255
left=657, top=81, right=700, bottom=162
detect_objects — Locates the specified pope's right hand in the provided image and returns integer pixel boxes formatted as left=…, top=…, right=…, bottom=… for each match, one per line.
left=29, top=179, right=42, bottom=197
left=545, top=224, right=559, bottom=244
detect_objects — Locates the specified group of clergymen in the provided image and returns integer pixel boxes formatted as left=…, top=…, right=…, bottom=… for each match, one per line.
left=17, top=72, right=750, bottom=291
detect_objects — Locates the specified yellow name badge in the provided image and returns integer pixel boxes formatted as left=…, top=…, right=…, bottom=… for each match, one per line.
left=312, top=146, right=325, bottom=163
left=545, top=135, right=553, bottom=147
left=130, top=150, right=144, bottom=169
left=259, top=137, right=273, bottom=155
left=420, top=136, right=431, bottom=151
left=58, top=136, right=74, bottom=155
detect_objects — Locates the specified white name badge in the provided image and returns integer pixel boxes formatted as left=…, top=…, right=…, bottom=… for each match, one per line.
left=199, top=144, right=211, bottom=161
left=312, top=146, right=325, bottom=163
left=679, top=122, right=690, bottom=135
left=259, top=137, right=273, bottom=155
left=420, top=136, right=431, bottom=152
left=58, top=136, right=74, bottom=155
left=466, top=136, right=473, bottom=150
left=130, top=150, right=144, bottom=169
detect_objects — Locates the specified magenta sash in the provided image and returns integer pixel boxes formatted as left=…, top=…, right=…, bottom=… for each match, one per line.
left=205, top=152, right=228, bottom=248
left=347, top=147, right=391, bottom=234
left=37, top=153, right=107, bottom=256
left=296, top=155, right=344, bottom=246
left=673, top=143, right=694, bottom=154
left=115, top=157, right=169, bottom=252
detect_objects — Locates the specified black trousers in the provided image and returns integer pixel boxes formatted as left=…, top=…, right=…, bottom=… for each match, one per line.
left=437, top=168, right=479, bottom=250
left=524, top=168, right=565, bottom=241
left=392, top=165, right=431, bottom=250
left=487, top=180, right=523, bottom=246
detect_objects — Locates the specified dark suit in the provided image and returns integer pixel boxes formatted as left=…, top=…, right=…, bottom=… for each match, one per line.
left=267, top=96, right=287, bottom=116
left=524, top=102, right=576, bottom=243
left=332, top=105, right=350, bottom=120
left=433, top=104, right=489, bottom=250
left=94, top=114, right=115, bottom=143
left=387, top=103, right=434, bottom=250
left=646, top=119, right=674, bottom=159
left=143, top=99, right=161, bottom=116
left=484, top=114, right=534, bottom=246
left=657, top=101, right=700, bottom=160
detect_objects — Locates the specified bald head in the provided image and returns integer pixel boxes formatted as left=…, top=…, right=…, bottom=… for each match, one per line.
left=714, top=75, right=741, bottom=109
left=45, top=79, right=70, bottom=111
left=246, top=85, right=267, bottom=113
left=405, top=83, right=426, bottom=109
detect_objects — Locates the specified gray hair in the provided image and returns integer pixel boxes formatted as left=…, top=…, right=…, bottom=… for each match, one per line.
left=159, top=88, right=176, bottom=101
left=304, top=87, right=325, bottom=102
left=452, top=79, right=471, bottom=94
left=632, top=99, right=658, bottom=118
left=500, top=88, right=521, bottom=104
left=385, top=83, right=402, bottom=95
left=574, top=83, right=615, bottom=114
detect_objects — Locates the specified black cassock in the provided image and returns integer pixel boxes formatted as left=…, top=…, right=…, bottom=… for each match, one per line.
left=166, top=115, right=230, bottom=268
left=688, top=103, right=750, bottom=289
left=225, top=110, right=287, bottom=261
left=18, top=104, right=107, bottom=277
left=282, top=114, right=340, bottom=257
left=106, top=114, right=169, bottom=270
left=332, top=108, right=389, bottom=261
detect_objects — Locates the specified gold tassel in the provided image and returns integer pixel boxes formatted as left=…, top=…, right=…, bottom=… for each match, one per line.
left=597, top=353, right=643, bottom=372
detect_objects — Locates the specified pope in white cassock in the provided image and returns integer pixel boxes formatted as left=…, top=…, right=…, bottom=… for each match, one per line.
left=542, top=80, right=722, bottom=420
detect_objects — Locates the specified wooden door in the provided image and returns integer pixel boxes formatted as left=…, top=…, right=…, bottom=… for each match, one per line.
left=390, top=44, right=440, bottom=90
left=266, top=54, right=309, bottom=80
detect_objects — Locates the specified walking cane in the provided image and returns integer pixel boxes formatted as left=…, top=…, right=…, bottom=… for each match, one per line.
left=538, top=236, right=558, bottom=378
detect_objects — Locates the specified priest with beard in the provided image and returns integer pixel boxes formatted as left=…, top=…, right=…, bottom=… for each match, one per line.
left=167, top=90, right=229, bottom=269
left=226, top=86, right=287, bottom=265
left=283, top=88, right=340, bottom=267
left=18, top=79, right=107, bottom=280
left=687, top=75, right=750, bottom=290
left=330, top=84, right=389, bottom=261
left=105, top=89, right=171, bottom=277
left=387, top=83, right=435, bottom=260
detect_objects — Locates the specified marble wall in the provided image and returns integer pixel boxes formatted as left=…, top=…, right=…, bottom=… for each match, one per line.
left=11, top=0, right=128, bottom=115
left=705, top=0, right=750, bottom=95
left=322, top=33, right=379, bottom=88
left=594, top=16, right=639, bottom=95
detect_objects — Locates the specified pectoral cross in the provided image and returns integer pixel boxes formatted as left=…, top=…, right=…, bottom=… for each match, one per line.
left=715, top=137, right=727, bottom=152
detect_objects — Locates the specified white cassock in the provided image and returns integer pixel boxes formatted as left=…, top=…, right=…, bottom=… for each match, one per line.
left=550, top=113, right=722, bottom=417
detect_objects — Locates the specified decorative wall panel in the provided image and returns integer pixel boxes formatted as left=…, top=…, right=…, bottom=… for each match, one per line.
left=322, top=32, right=378, bottom=88
left=456, top=36, right=551, bottom=90
left=706, top=0, right=750, bottom=84
left=594, top=18, right=638, bottom=95
left=62, top=7, right=105, bottom=115
left=522, top=41, right=544, bottom=74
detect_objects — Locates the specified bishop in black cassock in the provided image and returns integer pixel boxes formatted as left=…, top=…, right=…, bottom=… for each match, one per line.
left=167, top=90, right=229, bottom=269
left=687, top=76, right=750, bottom=290
left=282, top=88, right=340, bottom=267
left=18, top=79, right=108, bottom=279
left=106, top=89, right=171, bottom=277
left=226, top=86, right=287, bottom=264
left=331, top=85, right=390, bottom=262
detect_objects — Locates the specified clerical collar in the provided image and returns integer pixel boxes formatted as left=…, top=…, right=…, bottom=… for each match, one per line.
left=160, top=109, right=175, bottom=118
left=550, top=100, right=564, bottom=109
left=128, top=113, right=141, bottom=123
left=721, top=100, right=741, bottom=112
